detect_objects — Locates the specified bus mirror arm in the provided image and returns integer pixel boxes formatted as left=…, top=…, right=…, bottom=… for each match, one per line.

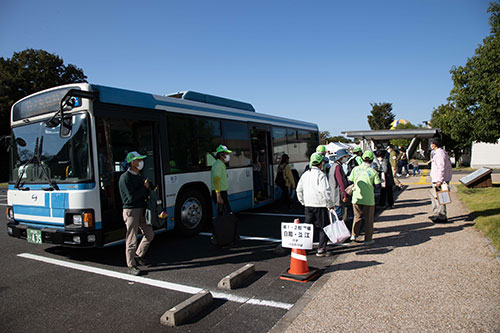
left=58, top=89, right=97, bottom=138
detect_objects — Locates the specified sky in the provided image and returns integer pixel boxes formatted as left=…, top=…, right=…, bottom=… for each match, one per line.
left=0, top=0, right=493, bottom=137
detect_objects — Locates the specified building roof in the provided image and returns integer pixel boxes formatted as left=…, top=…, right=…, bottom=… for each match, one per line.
left=342, top=129, right=440, bottom=140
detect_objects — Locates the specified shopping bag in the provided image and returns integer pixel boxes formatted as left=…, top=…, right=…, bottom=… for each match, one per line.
left=212, top=204, right=237, bottom=247
left=323, top=210, right=351, bottom=244
left=436, top=183, right=451, bottom=205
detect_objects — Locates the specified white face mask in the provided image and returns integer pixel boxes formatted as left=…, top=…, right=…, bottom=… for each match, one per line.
left=136, top=160, right=144, bottom=171
left=224, top=154, right=231, bottom=163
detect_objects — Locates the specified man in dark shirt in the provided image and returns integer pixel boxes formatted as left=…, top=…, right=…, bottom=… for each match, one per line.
left=119, top=151, right=154, bottom=276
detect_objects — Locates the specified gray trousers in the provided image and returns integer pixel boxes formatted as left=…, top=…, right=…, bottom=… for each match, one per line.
left=429, top=184, right=447, bottom=219
left=123, top=208, right=154, bottom=268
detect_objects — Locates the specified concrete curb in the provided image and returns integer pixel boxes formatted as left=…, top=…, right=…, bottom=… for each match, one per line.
left=160, top=290, right=213, bottom=327
left=218, top=263, right=255, bottom=290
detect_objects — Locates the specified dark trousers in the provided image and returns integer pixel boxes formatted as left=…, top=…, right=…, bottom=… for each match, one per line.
left=304, top=207, right=329, bottom=251
left=379, top=186, right=394, bottom=207
left=212, top=191, right=232, bottom=215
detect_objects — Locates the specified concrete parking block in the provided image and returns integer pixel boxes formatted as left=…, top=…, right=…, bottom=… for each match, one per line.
left=217, top=263, right=255, bottom=290
left=160, top=290, right=213, bottom=327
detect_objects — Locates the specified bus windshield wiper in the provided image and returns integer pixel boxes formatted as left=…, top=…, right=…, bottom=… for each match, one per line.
left=14, top=136, right=59, bottom=191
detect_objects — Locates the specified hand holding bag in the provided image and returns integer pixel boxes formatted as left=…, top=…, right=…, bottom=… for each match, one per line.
left=323, top=209, right=351, bottom=244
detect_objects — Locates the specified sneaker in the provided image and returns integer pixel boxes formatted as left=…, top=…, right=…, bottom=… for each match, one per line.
left=134, top=256, right=150, bottom=267
left=350, top=234, right=356, bottom=241
left=316, top=249, right=332, bottom=257
left=128, top=266, right=142, bottom=276
left=364, top=240, right=375, bottom=245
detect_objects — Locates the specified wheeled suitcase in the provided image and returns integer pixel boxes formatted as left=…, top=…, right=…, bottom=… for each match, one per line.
left=212, top=205, right=237, bottom=247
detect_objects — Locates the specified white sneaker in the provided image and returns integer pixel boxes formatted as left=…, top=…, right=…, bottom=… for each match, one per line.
left=350, top=235, right=356, bottom=241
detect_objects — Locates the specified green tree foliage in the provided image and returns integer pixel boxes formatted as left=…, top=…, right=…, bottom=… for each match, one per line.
left=0, top=49, right=87, bottom=136
left=319, top=130, right=330, bottom=144
left=389, top=122, right=419, bottom=147
left=367, top=102, right=395, bottom=130
left=430, top=103, right=468, bottom=151
left=447, top=2, right=500, bottom=144
left=328, top=135, right=352, bottom=143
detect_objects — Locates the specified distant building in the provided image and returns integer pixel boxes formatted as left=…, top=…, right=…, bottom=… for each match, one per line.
left=471, top=140, right=500, bottom=169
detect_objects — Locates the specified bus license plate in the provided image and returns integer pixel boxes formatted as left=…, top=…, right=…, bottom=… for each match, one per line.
left=27, top=229, right=42, bottom=244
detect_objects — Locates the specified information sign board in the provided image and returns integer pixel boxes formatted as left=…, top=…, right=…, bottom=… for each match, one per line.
left=281, top=223, right=314, bottom=250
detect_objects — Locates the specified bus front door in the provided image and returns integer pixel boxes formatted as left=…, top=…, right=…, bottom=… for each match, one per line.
left=250, top=127, right=272, bottom=205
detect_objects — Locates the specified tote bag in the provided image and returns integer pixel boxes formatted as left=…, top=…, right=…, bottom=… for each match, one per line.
left=323, top=209, right=351, bottom=244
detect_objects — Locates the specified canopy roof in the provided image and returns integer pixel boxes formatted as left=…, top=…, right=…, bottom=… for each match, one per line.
left=342, top=129, right=440, bottom=140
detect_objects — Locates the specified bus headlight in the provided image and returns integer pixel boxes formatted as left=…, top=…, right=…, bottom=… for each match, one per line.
left=73, top=215, right=83, bottom=226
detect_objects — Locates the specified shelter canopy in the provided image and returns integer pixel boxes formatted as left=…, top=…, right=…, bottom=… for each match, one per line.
left=342, top=129, right=440, bottom=140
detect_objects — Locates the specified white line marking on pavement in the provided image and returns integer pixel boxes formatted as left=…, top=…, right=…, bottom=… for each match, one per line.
left=239, top=212, right=305, bottom=218
left=199, top=232, right=282, bottom=243
left=18, top=253, right=293, bottom=310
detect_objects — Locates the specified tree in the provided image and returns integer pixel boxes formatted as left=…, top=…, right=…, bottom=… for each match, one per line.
left=328, top=135, right=352, bottom=143
left=319, top=130, right=330, bottom=144
left=367, top=102, right=395, bottom=130
left=447, top=2, right=500, bottom=144
left=0, top=49, right=87, bottom=136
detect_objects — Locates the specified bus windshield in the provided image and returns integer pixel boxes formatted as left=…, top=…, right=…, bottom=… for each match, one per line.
left=10, top=113, right=92, bottom=184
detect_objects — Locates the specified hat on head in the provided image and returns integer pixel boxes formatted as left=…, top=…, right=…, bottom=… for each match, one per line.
left=316, top=145, right=326, bottom=153
left=309, top=152, right=324, bottom=168
left=216, top=145, right=232, bottom=153
left=335, top=149, right=350, bottom=161
left=126, top=151, right=146, bottom=164
left=362, top=151, right=374, bottom=161
left=353, top=147, right=362, bottom=153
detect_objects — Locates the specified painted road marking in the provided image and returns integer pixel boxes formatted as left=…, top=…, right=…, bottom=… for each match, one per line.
left=18, top=253, right=293, bottom=310
left=239, top=212, right=305, bottom=218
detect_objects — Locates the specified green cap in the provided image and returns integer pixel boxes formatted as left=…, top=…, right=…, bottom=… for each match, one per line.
left=126, top=151, right=146, bottom=163
left=309, top=152, right=324, bottom=168
left=353, top=147, right=362, bottom=153
left=362, top=151, right=374, bottom=161
left=316, top=145, right=326, bottom=153
left=216, top=145, right=232, bottom=153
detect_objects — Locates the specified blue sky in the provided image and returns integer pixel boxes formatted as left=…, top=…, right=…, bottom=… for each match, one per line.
left=0, top=0, right=492, bottom=137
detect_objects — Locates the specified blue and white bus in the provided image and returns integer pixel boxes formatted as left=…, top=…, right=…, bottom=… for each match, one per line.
left=6, top=83, right=319, bottom=247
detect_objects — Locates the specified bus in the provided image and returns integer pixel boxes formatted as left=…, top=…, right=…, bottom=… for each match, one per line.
left=6, top=83, right=319, bottom=247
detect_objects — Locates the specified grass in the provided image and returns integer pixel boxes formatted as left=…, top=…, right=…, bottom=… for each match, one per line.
left=456, top=184, right=500, bottom=253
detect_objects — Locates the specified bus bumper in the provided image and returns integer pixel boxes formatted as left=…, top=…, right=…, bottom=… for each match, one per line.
left=7, top=222, right=100, bottom=247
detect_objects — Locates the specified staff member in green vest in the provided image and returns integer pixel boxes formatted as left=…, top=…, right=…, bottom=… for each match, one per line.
left=119, top=151, right=154, bottom=276
left=211, top=145, right=232, bottom=213
left=348, top=151, right=381, bottom=245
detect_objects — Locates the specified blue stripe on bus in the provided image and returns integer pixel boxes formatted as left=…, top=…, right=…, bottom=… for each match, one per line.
left=14, top=205, right=51, bottom=217
left=51, top=193, right=68, bottom=209
left=8, top=183, right=96, bottom=191
left=95, top=221, right=102, bottom=230
left=92, top=85, right=318, bottom=130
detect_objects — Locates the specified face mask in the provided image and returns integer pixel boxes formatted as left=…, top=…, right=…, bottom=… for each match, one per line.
left=224, top=155, right=231, bottom=163
left=137, top=160, right=144, bottom=171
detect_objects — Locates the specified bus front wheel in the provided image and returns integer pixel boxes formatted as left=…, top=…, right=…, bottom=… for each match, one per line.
left=175, top=189, right=209, bottom=236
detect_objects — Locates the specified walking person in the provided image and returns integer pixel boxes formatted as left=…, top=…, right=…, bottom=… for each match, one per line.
left=119, top=151, right=155, bottom=276
left=387, top=145, right=402, bottom=188
left=411, top=159, right=421, bottom=176
left=398, top=147, right=410, bottom=177
left=348, top=151, right=381, bottom=245
left=211, top=144, right=239, bottom=244
left=297, top=152, right=334, bottom=257
left=375, top=150, right=395, bottom=208
left=328, top=149, right=350, bottom=220
left=277, top=153, right=296, bottom=209
left=428, top=138, right=452, bottom=223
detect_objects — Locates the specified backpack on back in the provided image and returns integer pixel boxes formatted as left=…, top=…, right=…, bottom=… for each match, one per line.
left=346, top=156, right=358, bottom=177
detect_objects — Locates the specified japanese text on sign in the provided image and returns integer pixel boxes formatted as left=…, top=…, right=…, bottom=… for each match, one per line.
left=281, top=222, right=314, bottom=250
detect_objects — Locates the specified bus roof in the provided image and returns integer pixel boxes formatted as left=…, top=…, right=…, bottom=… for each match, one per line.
left=91, top=84, right=318, bottom=131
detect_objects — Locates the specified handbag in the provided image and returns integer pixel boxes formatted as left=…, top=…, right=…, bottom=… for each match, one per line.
left=436, top=182, right=451, bottom=205
left=323, top=209, right=351, bottom=244
left=345, top=184, right=354, bottom=196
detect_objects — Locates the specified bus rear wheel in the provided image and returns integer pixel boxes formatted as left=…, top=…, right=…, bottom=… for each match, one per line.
left=175, top=189, right=209, bottom=236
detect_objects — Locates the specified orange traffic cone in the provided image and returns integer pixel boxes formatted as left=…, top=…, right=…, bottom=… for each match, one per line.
left=280, top=219, right=320, bottom=283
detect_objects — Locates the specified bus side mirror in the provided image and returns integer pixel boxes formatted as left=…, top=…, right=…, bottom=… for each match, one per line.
left=60, top=115, right=73, bottom=138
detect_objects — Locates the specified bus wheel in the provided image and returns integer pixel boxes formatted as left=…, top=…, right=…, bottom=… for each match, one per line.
left=175, top=189, right=208, bottom=236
